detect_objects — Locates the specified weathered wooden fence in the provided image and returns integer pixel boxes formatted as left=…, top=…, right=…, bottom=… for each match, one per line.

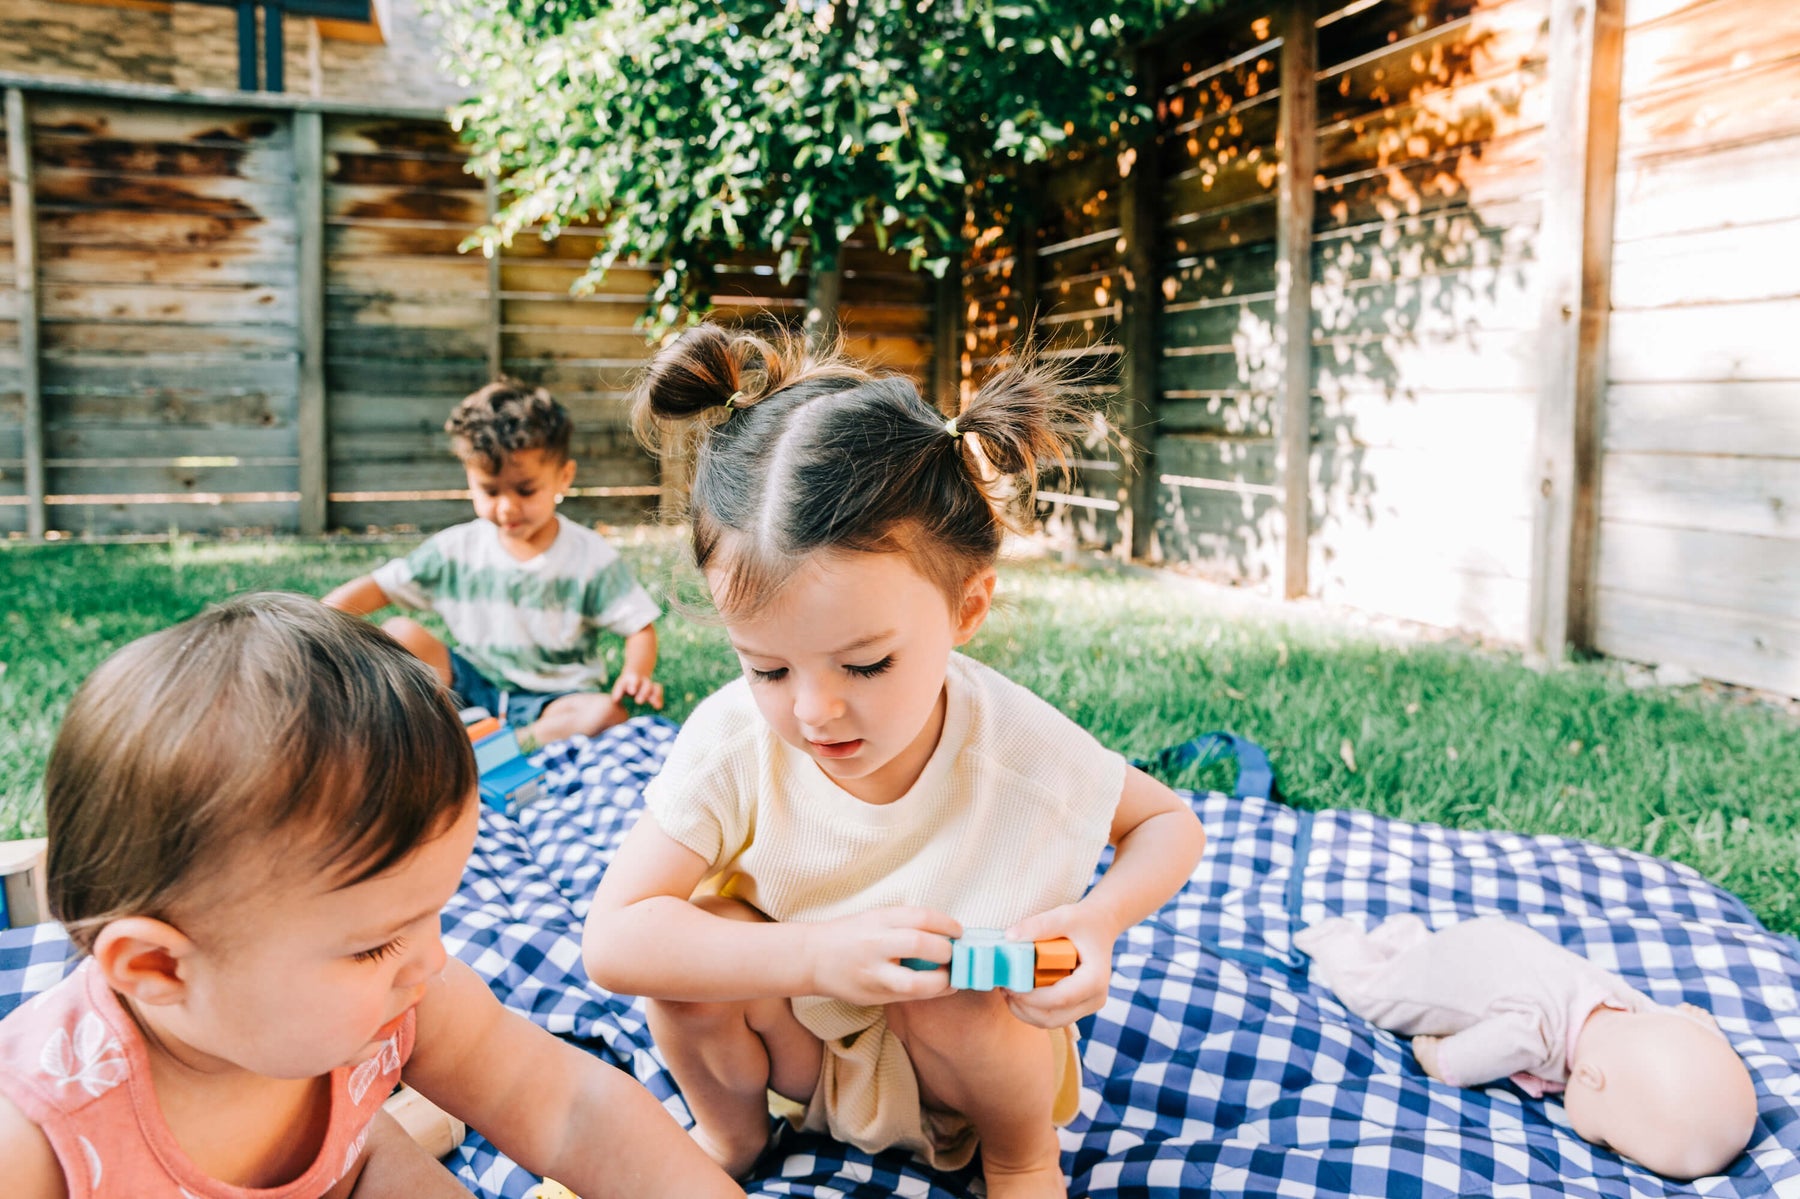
left=947, top=0, right=1798, bottom=695
left=0, top=78, right=941, bottom=539
left=1589, top=0, right=1800, bottom=695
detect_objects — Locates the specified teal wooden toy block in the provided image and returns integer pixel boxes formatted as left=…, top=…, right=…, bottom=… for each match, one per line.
left=900, top=929, right=1079, bottom=993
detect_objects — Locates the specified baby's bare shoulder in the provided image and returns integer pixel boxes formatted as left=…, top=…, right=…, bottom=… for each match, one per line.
left=0, top=1089, right=67, bottom=1199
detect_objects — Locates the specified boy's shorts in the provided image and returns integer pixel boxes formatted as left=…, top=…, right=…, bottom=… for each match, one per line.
left=449, top=650, right=580, bottom=728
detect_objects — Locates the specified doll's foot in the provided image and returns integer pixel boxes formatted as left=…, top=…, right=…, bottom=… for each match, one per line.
left=1412, top=1035, right=1446, bottom=1081
left=984, top=1157, right=1068, bottom=1199
left=689, top=1121, right=766, bottom=1181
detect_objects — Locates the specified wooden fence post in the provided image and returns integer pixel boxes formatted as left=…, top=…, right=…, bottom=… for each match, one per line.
left=1529, top=0, right=1625, bottom=658
left=1275, top=0, right=1317, bottom=600
left=294, top=108, right=328, bottom=536
left=805, top=252, right=841, bottom=350
left=1010, top=178, right=1041, bottom=355
left=1117, top=51, right=1164, bottom=563
left=5, top=88, right=44, bottom=540
left=932, top=265, right=963, bottom=416
left=485, top=177, right=503, bottom=380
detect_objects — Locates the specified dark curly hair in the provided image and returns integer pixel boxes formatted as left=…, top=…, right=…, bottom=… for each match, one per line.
left=446, top=379, right=572, bottom=473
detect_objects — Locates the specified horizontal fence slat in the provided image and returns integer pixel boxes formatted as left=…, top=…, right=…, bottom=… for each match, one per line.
left=1603, top=382, right=1800, bottom=457
left=1600, top=453, right=1800, bottom=540
left=1594, top=585, right=1800, bottom=695
left=1598, top=521, right=1800, bottom=624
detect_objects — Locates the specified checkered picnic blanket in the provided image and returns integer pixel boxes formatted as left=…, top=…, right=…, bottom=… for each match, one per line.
left=4, top=716, right=1798, bottom=1198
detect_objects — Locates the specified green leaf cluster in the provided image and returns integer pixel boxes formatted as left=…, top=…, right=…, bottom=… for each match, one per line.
left=428, top=0, right=1200, bottom=329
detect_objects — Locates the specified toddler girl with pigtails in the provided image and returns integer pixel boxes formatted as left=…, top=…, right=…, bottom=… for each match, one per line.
left=582, top=325, right=1207, bottom=1198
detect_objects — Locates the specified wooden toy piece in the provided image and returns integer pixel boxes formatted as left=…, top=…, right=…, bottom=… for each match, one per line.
left=383, top=1084, right=466, bottom=1160
left=1033, top=936, right=1079, bottom=988
left=0, top=838, right=50, bottom=930
left=523, top=1181, right=582, bottom=1199
left=950, top=928, right=1036, bottom=991
left=465, top=715, right=503, bottom=742
left=901, top=929, right=1083, bottom=993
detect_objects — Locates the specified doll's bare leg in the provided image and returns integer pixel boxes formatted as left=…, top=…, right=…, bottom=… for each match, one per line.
left=646, top=897, right=823, bottom=1179
left=891, top=989, right=1066, bottom=1199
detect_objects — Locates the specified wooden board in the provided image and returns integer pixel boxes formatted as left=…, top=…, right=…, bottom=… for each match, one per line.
left=1314, top=386, right=1539, bottom=452
left=1611, top=130, right=1800, bottom=242
left=1618, top=0, right=1800, bottom=100
left=1608, top=300, right=1800, bottom=383
left=1599, top=453, right=1800, bottom=540
left=1604, top=382, right=1800, bottom=457
left=45, top=498, right=298, bottom=535
left=41, top=281, right=296, bottom=325
left=1594, top=585, right=1800, bottom=695
left=1610, top=217, right=1800, bottom=309
left=1153, top=476, right=1283, bottom=582
left=1314, top=549, right=1531, bottom=640
left=1617, top=57, right=1800, bottom=162
left=1313, top=441, right=1536, bottom=523
left=1598, top=518, right=1792, bottom=619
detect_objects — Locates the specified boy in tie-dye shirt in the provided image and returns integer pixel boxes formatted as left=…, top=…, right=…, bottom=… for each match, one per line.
left=326, top=380, right=662, bottom=749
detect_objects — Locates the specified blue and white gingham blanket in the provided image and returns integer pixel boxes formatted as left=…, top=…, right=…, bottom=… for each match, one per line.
left=3, top=717, right=1797, bottom=1198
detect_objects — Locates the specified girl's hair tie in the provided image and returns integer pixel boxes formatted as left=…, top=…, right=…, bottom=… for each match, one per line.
left=944, top=417, right=962, bottom=440
left=723, top=390, right=746, bottom=415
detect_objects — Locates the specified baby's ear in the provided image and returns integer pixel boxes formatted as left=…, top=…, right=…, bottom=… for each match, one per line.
left=91, top=917, right=195, bottom=1007
left=1572, top=1060, right=1606, bottom=1092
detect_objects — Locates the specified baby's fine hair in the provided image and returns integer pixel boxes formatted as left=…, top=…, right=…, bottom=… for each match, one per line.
left=45, top=593, right=476, bottom=953
left=447, top=379, right=572, bottom=473
left=632, top=324, right=1088, bottom=615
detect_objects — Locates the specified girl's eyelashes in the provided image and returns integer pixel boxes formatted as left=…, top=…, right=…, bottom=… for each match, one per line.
left=745, top=657, right=893, bottom=682
left=352, top=936, right=406, bottom=965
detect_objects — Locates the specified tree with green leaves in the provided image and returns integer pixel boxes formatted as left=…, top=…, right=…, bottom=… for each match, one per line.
left=429, top=0, right=1191, bottom=328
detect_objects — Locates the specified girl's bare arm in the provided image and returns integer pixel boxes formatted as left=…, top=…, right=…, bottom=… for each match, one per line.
left=1003, top=766, right=1206, bottom=1028
left=583, top=818, right=957, bottom=1006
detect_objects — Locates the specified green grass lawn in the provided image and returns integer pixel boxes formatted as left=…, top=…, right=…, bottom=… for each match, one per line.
left=4, top=533, right=1798, bottom=937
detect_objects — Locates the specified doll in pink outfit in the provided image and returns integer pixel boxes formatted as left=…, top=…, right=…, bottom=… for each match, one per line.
left=0, top=594, right=736, bottom=1199
left=1295, top=913, right=1758, bottom=1180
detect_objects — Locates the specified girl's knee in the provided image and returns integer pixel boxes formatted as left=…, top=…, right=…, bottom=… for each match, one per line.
left=891, top=987, right=1015, bottom=1048
left=647, top=994, right=751, bottom=1033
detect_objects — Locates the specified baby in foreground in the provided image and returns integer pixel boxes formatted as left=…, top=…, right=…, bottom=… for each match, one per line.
left=0, top=593, right=736, bottom=1198
left=1296, top=913, right=1758, bottom=1179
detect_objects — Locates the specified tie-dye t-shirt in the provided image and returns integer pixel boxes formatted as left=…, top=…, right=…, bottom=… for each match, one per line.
left=371, top=515, right=660, bottom=694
